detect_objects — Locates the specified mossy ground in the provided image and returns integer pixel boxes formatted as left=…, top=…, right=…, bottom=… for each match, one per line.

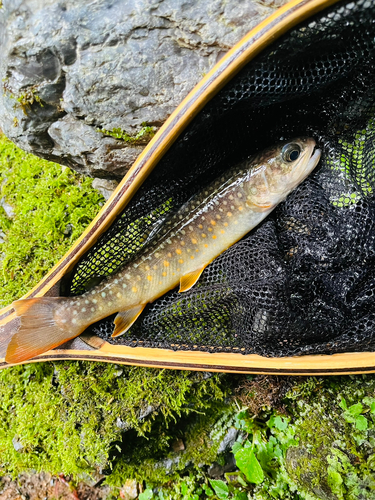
left=0, top=132, right=104, bottom=306
left=1, top=133, right=375, bottom=500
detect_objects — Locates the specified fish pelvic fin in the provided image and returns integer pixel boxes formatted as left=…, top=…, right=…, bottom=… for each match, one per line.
left=179, top=266, right=207, bottom=293
left=5, top=297, right=83, bottom=364
left=112, top=304, right=146, bottom=338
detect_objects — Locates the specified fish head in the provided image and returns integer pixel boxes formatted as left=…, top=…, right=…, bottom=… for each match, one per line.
left=248, top=137, right=321, bottom=208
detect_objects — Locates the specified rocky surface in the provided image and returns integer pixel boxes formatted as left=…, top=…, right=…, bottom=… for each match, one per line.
left=0, top=0, right=287, bottom=178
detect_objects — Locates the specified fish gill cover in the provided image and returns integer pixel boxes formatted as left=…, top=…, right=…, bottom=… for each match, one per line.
left=63, top=0, right=375, bottom=357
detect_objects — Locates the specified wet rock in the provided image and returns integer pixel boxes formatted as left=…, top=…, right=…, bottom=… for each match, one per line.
left=171, top=438, right=185, bottom=452
left=120, top=479, right=138, bottom=500
left=217, top=426, right=238, bottom=453
left=0, top=0, right=287, bottom=178
left=207, top=453, right=236, bottom=478
left=285, top=446, right=338, bottom=500
left=92, top=178, right=119, bottom=201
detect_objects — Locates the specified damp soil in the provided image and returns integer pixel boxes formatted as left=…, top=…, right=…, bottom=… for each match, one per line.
left=0, top=473, right=112, bottom=500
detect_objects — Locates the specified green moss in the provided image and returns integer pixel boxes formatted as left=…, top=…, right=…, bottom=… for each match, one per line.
left=97, top=124, right=155, bottom=145
left=0, top=132, right=104, bottom=306
left=108, top=403, right=234, bottom=487
left=283, top=376, right=375, bottom=500
left=0, top=361, right=230, bottom=483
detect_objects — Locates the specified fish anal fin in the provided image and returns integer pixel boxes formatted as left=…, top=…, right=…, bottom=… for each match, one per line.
left=179, top=266, right=206, bottom=293
left=112, top=305, right=145, bottom=338
left=79, top=333, right=106, bottom=350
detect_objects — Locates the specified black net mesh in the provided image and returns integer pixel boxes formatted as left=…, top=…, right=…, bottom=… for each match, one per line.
left=63, top=0, right=375, bottom=357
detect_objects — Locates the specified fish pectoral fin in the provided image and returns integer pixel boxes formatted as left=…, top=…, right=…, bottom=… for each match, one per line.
left=112, top=305, right=146, bottom=338
left=179, top=266, right=207, bottom=293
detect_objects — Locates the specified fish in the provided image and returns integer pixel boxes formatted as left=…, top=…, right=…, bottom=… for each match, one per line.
left=5, top=137, right=321, bottom=363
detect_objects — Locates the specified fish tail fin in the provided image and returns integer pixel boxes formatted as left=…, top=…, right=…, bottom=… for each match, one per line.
left=5, top=297, right=82, bottom=364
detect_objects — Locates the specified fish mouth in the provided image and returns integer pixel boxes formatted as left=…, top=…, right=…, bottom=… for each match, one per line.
left=292, top=139, right=321, bottom=184
left=306, top=144, right=322, bottom=173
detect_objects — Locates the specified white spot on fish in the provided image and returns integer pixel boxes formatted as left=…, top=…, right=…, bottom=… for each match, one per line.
left=122, top=284, right=127, bottom=289
left=101, top=292, right=106, bottom=298
left=72, top=318, right=77, bottom=324
left=93, top=299, right=97, bottom=304
left=85, top=300, right=89, bottom=304
left=73, top=310, right=77, bottom=315
left=81, top=308, right=86, bottom=313
left=125, top=274, right=131, bottom=279
left=91, top=308, right=95, bottom=312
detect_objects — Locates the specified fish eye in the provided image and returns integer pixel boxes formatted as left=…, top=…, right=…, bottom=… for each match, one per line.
left=282, top=143, right=301, bottom=162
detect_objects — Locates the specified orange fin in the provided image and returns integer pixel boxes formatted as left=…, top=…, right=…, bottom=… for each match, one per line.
left=79, top=333, right=106, bottom=350
left=179, top=266, right=206, bottom=293
left=6, top=297, right=82, bottom=364
left=112, top=305, right=145, bottom=338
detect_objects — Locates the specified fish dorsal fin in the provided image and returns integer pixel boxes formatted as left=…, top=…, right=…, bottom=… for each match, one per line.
left=112, top=305, right=145, bottom=338
left=179, top=266, right=206, bottom=293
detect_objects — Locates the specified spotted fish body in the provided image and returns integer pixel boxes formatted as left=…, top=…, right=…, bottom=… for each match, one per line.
left=6, top=138, right=321, bottom=363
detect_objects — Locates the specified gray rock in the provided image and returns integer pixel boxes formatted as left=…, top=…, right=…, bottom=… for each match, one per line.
left=0, top=0, right=287, bottom=178
left=12, top=435, right=24, bottom=452
left=92, top=177, right=119, bottom=200
left=217, top=426, right=238, bottom=453
left=0, top=197, right=15, bottom=218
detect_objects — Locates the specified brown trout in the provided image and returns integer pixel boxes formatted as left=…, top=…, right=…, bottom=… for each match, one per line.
left=6, top=138, right=321, bottom=363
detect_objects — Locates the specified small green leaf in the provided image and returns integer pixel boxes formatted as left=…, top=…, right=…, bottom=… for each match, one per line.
left=339, top=397, right=347, bottom=410
left=348, top=403, right=363, bottom=416
left=371, top=402, right=375, bottom=414
left=203, top=484, right=214, bottom=497
left=327, top=468, right=343, bottom=496
left=233, top=493, right=248, bottom=500
left=181, top=482, right=188, bottom=495
left=272, top=416, right=288, bottom=431
left=232, top=441, right=242, bottom=455
left=139, top=489, right=153, bottom=500
left=235, top=447, right=264, bottom=484
left=356, top=415, right=368, bottom=430
left=209, top=480, right=229, bottom=500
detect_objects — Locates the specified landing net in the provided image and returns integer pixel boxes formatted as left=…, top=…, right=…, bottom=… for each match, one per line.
left=64, top=0, right=375, bottom=357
